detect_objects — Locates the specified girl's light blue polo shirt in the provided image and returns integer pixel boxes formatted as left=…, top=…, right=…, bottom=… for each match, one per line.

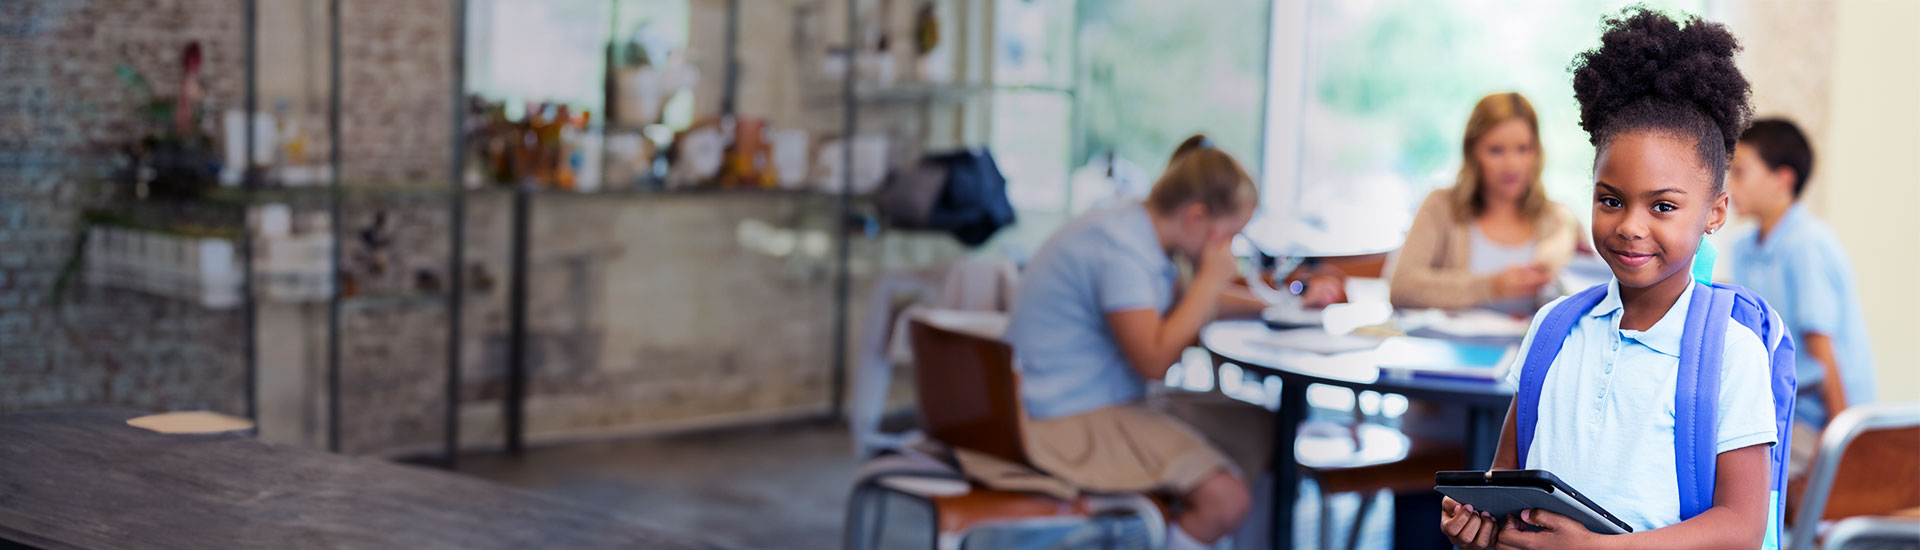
left=1006, top=203, right=1177, bottom=420
left=1504, top=280, right=1779, bottom=532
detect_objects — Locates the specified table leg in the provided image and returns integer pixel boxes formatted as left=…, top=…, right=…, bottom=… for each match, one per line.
left=1270, top=377, right=1309, bottom=550
left=1464, top=404, right=1504, bottom=469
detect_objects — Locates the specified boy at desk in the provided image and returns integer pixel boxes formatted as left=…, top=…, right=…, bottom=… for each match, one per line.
left=1005, top=135, right=1284, bottom=550
left=1724, top=118, right=1876, bottom=468
left=1441, top=8, right=1784, bottom=549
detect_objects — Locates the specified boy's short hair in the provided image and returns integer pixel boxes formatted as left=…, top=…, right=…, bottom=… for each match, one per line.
left=1739, top=118, right=1815, bottom=199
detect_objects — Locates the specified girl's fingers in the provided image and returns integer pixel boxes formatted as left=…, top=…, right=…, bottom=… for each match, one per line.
left=1473, top=514, right=1499, bottom=549
left=1445, top=507, right=1472, bottom=539
left=1463, top=513, right=1491, bottom=547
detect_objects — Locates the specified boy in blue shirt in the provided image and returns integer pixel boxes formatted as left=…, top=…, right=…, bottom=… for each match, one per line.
left=1440, top=8, right=1780, bottom=548
left=1725, top=118, right=1876, bottom=434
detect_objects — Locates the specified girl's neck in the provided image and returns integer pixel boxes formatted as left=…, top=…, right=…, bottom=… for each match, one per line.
left=1616, top=269, right=1694, bottom=331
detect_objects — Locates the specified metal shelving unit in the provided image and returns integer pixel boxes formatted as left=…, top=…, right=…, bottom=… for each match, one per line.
left=473, top=0, right=1052, bottom=452
left=235, top=0, right=468, bottom=465
left=485, top=0, right=761, bottom=454
left=158, top=0, right=1045, bottom=463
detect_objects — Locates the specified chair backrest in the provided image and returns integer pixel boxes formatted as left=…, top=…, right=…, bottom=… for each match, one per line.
left=908, top=318, right=1026, bottom=465
left=1789, top=402, right=1920, bottom=550
left=1823, top=517, right=1920, bottom=550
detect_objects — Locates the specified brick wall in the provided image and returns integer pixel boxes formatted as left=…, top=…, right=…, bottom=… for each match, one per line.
left=1, top=0, right=250, bottom=416
left=339, top=0, right=453, bottom=183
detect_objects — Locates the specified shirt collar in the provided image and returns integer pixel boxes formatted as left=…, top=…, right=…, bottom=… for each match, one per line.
left=1755, top=203, right=1810, bottom=254
left=1589, top=279, right=1694, bottom=357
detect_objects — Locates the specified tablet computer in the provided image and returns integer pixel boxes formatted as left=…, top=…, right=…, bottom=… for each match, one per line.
left=1435, top=470, right=1633, bottom=535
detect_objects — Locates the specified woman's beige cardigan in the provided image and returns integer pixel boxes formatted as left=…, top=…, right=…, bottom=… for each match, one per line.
left=1388, top=189, right=1581, bottom=309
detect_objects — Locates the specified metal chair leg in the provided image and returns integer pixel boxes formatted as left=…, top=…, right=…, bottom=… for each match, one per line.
left=845, top=485, right=887, bottom=550
left=845, top=487, right=867, bottom=550
left=1345, top=490, right=1378, bottom=550
left=1318, top=482, right=1334, bottom=550
left=868, top=491, right=889, bottom=550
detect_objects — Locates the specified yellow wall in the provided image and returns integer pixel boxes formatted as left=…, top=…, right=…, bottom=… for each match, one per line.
left=1819, top=0, right=1920, bottom=403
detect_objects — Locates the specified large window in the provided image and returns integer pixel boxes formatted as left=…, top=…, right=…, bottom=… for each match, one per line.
left=1074, top=0, right=1269, bottom=185
left=1260, top=0, right=1705, bottom=255
left=464, top=0, right=691, bottom=123
left=989, top=0, right=1270, bottom=219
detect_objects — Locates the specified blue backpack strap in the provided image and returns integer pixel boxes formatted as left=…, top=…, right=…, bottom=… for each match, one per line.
left=1718, top=283, right=1798, bottom=547
left=1514, top=283, right=1609, bottom=468
left=1674, top=282, right=1732, bottom=520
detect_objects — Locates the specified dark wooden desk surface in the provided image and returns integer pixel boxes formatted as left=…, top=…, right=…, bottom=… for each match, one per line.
left=0, top=408, right=707, bottom=550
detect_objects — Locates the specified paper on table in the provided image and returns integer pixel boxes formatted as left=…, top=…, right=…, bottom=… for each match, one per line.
left=127, top=411, right=254, bottom=434
left=1421, top=309, right=1534, bottom=338
left=1248, top=328, right=1384, bottom=355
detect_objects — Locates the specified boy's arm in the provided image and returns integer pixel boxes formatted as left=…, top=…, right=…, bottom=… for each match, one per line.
left=1497, top=444, right=1772, bottom=550
left=1785, top=243, right=1852, bottom=420
left=1803, top=332, right=1849, bottom=419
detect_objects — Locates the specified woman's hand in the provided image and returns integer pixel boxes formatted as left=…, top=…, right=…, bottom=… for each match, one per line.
left=1495, top=509, right=1607, bottom=550
left=1441, top=497, right=1501, bottom=550
left=1492, top=264, right=1551, bottom=298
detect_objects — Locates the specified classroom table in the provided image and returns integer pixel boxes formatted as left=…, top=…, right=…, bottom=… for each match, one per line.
left=0, top=407, right=703, bottom=550
left=1201, top=319, right=1519, bottom=550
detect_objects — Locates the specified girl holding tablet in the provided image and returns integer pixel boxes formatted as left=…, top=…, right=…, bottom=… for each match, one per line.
left=1440, top=8, right=1780, bottom=549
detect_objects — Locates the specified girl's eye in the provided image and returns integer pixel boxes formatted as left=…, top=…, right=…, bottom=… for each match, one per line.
left=1599, top=197, right=1623, bottom=208
left=1653, top=202, right=1677, bottom=213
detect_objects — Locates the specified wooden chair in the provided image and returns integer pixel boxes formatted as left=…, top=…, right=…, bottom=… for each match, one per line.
left=843, top=316, right=1164, bottom=550
left=1788, top=402, right=1920, bottom=550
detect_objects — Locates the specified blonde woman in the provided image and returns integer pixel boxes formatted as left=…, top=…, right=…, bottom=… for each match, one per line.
left=1387, top=93, right=1582, bottom=548
left=1390, top=92, right=1580, bottom=315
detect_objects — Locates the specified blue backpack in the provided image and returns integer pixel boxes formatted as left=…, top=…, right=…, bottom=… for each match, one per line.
left=1514, top=281, right=1796, bottom=547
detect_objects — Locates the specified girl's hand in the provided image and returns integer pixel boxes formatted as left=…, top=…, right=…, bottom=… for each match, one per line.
left=1495, top=509, right=1605, bottom=550
left=1194, top=235, right=1239, bottom=288
left=1299, top=275, right=1345, bottom=308
left=1441, top=497, right=1501, bottom=550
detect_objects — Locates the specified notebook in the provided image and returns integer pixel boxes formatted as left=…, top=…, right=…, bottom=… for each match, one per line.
left=1374, top=337, right=1517, bottom=381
